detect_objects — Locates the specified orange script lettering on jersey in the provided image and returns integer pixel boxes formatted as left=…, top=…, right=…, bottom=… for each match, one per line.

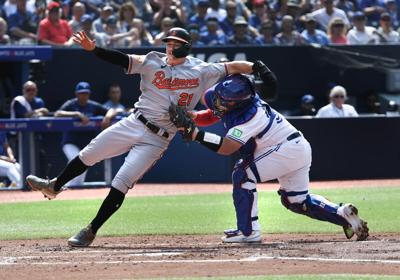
left=152, top=71, right=199, bottom=90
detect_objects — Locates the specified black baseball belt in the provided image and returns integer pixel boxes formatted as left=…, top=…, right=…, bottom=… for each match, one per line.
left=133, top=108, right=169, bottom=139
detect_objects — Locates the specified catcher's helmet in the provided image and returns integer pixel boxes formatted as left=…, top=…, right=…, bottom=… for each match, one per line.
left=204, top=74, right=255, bottom=116
left=162, top=27, right=192, bottom=58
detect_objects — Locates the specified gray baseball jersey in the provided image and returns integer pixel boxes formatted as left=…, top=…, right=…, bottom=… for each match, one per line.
left=79, top=52, right=227, bottom=194
left=127, top=51, right=227, bottom=134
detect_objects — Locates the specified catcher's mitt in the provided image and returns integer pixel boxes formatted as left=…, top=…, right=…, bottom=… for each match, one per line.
left=168, top=103, right=196, bottom=142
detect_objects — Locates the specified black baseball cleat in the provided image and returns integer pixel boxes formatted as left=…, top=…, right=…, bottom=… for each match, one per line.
left=26, top=175, right=63, bottom=200
left=68, top=224, right=96, bottom=247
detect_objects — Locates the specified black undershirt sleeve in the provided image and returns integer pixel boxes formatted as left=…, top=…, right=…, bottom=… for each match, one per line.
left=92, top=47, right=130, bottom=69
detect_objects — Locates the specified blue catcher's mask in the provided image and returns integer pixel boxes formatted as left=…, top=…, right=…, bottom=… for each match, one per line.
left=205, top=74, right=255, bottom=117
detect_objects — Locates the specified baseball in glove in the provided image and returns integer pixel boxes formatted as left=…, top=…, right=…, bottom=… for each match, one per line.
left=168, top=103, right=196, bottom=142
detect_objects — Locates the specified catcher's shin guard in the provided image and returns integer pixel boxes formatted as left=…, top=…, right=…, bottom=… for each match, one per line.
left=279, top=192, right=348, bottom=227
left=233, top=186, right=258, bottom=236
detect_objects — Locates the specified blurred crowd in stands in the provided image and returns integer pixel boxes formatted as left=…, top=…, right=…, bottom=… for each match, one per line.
left=1, top=0, right=400, bottom=47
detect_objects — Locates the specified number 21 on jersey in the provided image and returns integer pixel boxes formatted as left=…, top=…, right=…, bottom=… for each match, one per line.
left=178, top=92, right=194, bottom=106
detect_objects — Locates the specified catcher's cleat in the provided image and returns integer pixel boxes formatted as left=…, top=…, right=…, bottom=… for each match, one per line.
left=222, top=229, right=262, bottom=243
left=68, top=224, right=96, bottom=247
left=340, top=203, right=369, bottom=241
left=342, top=224, right=355, bottom=239
left=26, top=175, right=62, bottom=200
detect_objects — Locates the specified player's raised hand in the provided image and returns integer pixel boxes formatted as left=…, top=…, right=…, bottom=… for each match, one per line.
left=72, top=31, right=95, bottom=51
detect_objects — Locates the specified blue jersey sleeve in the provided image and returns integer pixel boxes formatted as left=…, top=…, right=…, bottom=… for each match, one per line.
left=13, top=100, right=28, bottom=118
left=58, top=99, right=75, bottom=111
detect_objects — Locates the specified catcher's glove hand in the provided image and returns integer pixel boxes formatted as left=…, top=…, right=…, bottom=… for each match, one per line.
left=168, top=103, right=196, bottom=142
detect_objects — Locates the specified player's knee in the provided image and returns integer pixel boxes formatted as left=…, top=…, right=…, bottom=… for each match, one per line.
left=111, top=177, right=131, bottom=195
left=232, top=165, right=246, bottom=189
left=278, top=190, right=307, bottom=214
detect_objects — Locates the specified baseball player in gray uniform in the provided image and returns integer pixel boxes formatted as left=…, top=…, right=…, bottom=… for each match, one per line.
left=26, top=28, right=263, bottom=247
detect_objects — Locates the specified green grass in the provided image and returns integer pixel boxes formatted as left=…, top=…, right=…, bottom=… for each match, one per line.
left=0, top=186, right=399, bottom=240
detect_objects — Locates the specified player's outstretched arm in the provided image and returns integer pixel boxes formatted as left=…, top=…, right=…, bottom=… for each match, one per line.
left=191, top=128, right=242, bottom=155
left=72, top=31, right=129, bottom=69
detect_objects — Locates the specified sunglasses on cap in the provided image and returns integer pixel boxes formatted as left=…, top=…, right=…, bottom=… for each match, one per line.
left=332, top=95, right=345, bottom=99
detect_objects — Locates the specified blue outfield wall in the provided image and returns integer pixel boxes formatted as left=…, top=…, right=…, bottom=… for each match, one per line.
left=145, top=116, right=400, bottom=182
left=7, top=116, right=397, bottom=183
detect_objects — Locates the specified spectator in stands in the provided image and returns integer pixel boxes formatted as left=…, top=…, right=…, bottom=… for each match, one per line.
left=79, top=0, right=102, bottom=17
left=187, top=23, right=205, bottom=46
left=7, top=0, right=38, bottom=45
left=152, top=0, right=186, bottom=31
left=93, top=5, right=113, bottom=33
left=96, top=15, right=136, bottom=48
left=286, top=0, right=304, bottom=31
left=276, top=15, right=306, bottom=45
left=77, top=14, right=104, bottom=45
left=103, top=83, right=125, bottom=112
left=316, top=85, right=359, bottom=117
left=2, top=0, right=18, bottom=18
left=180, top=0, right=197, bottom=19
left=359, top=0, right=386, bottom=28
left=301, top=14, right=329, bottom=45
left=54, top=81, right=117, bottom=187
left=153, top=17, right=175, bottom=46
left=375, top=12, right=400, bottom=43
left=291, top=94, right=317, bottom=116
left=128, top=18, right=154, bottom=46
left=228, top=16, right=256, bottom=45
left=273, top=0, right=289, bottom=22
left=117, top=2, right=138, bottom=33
left=188, top=0, right=210, bottom=33
left=335, top=0, right=355, bottom=19
left=385, top=0, right=399, bottom=29
left=10, top=80, right=49, bottom=119
left=347, top=11, right=378, bottom=44
left=127, top=0, right=153, bottom=21
left=255, top=19, right=279, bottom=45
left=34, top=0, right=47, bottom=21
left=309, top=0, right=350, bottom=31
left=0, top=131, right=21, bottom=188
left=249, top=0, right=268, bottom=31
left=38, top=2, right=73, bottom=46
left=68, top=2, right=86, bottom=33
left=0, top=17, right=10, bottom=45
left=207, top=0, right=227, bottom=21
left=327, top=17, right=348, bottom=44
left=199, top=16, right=227, bottom=45
left=229, top=0, right=252, bottom=20
left=219, top=0, right=238, bottom=37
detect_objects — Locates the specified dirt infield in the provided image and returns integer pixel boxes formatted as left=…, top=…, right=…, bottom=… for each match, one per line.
left=1, top=180, right=400, bottom=279
left=0, top=234, right=399, bottom=279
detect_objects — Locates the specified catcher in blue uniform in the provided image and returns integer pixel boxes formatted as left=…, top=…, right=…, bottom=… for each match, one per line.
left=169, top=61, right=369, bottom=243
